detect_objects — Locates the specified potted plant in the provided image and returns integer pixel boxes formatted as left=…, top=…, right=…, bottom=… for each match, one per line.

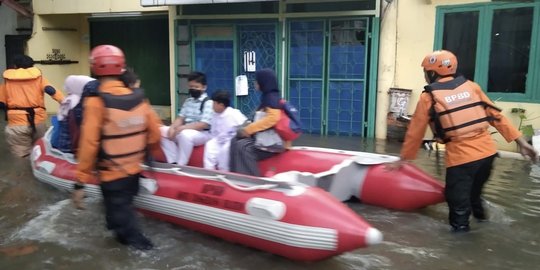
left=511, top=108, right=536, bottom=144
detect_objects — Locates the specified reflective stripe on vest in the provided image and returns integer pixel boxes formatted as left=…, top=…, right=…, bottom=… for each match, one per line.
left=428, top=78, right=490, bottom=141
left=6, top=106, right=43, bottom=132
left=98, top=88, right=148, bottom=171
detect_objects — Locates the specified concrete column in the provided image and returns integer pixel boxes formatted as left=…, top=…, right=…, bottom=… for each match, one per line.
left=375, top=0, right=398, bottom=140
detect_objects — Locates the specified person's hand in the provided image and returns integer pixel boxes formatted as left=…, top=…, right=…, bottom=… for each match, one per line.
left=167, top=126, right=176, bottom=139
left=519, top=143, right=538, bottom=163
left=516, top=137, right=539, bottom=163
left=72, top=189, right=85, bottom=210
left=168, top=126, right=183, bottom=139
left=384, top=159, right=409, bottom=171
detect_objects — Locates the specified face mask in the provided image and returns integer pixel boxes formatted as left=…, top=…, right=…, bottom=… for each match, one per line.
left=188, top=89, right=202, bottom=99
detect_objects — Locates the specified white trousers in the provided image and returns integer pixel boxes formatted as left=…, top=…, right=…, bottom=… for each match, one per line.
left=203, top=138, right=231, bottom=171
left=160, top=126, right=211, bottom=165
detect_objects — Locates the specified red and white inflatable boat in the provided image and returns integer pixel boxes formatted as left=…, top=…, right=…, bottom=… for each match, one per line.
left=157, top=140, right=445, bottom=211
left=31, top=130, right=385, bottom=261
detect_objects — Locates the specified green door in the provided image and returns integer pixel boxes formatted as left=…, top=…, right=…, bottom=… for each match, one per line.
left=90, top=16, right=170, bottom=105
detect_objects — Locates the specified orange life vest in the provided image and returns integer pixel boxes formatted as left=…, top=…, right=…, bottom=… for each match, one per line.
left=425, top=76, right=499, bottom=142
left=2, top=68, right=48, bottom=130
left=97, top=88, right=148, bottom=173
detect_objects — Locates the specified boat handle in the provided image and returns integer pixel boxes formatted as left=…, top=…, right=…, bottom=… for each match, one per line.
left=216, top=175, right=278, bottom=192
left=169, top=168, right=278, bottom=191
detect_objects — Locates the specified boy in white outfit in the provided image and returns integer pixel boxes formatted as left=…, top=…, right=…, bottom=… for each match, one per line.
left=204, top=90, right=247, bottom=171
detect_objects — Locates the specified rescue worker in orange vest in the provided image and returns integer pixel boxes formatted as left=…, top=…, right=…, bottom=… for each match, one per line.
left=71, top=45, right=161, bottom=250
left=0, top=55, right=64, bottom=157
left=389, top=50, right=538, bottom=232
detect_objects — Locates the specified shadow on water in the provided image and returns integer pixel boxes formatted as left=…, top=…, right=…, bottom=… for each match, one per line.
left=1, top=128, right=540, bottom=269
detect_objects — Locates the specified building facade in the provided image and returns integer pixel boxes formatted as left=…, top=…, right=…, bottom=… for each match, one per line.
left=0, top=0, right=33, bottom=81
left=10, top=0, right=540, bottom=151
left=380, top=0, right=540, bottom=151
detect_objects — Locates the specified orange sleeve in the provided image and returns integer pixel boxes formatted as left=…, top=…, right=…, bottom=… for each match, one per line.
left=0, top=84, right=5, bottom=105
left=400, top=93, right=431, bottom=161
left=75, top=97, right=104, bottom=183
left=146, top=102, right=162, bottom=145
left=243, top=107, right=281, bottom=135
left=475, top=85, right=521, bottom=142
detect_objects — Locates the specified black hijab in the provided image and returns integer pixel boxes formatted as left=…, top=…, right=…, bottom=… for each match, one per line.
left=255, top=68, right=281, bottom=109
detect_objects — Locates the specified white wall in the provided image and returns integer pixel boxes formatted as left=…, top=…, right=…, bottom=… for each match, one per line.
left=0, top=5, right=19, bottom=83
left=33, top=0, right=168, bottom=14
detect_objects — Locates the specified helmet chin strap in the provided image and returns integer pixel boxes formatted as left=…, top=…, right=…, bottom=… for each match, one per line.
left=426, top=71, right=455, bottom=84
left=426, top=71, right=439, bottom=84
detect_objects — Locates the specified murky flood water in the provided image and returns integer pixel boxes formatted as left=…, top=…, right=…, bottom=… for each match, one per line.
left=1, top=122, right=539, bottom=270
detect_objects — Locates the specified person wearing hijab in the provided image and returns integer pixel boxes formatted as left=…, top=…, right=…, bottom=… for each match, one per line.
left=51, top=75, right=95, bottom=153
left=229, top=68, right=291, bottom=176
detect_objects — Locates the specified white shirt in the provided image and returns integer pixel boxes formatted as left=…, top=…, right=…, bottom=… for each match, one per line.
left=210, top=107, right=247, bottom=144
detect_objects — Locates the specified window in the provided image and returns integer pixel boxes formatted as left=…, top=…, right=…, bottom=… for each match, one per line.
left=436, top=2, right=540, bottom=102
left=442, top=11, right=479, bottom=81
left=488, top=7, right=533, bottom=93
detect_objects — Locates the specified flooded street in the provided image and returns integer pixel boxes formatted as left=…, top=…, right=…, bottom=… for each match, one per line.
left=1, top=122, right=540, bottom=270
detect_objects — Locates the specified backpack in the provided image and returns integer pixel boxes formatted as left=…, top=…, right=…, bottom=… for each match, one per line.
left=200, top=97, right=209, bottom=112
left=275, top=99, right=302, bottom=141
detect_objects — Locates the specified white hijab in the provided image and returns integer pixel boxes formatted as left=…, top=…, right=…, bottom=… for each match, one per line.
left=57, top=75, right=95, bottom=121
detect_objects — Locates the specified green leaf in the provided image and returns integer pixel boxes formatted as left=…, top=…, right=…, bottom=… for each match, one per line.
left=521, top=124, right=534, bottom=137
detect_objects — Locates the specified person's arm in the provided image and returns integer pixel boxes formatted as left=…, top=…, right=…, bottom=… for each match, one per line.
left=180, top=121, right=209, bottom=131
left=146, top=102, right=162, bottom=148
left=175, top=100, right=189, bottom=127
left=168, top=117, right=186, bottom=138
left=475, top=85, right=521, bottom=142
left=242, top=107, right=281, bottom=135
left=41, top=77, right=64, bottom=103
left=170, top=116, right=184, bottom=129
left=475, top=85, right=538, bottom=162
left=400, top=93, right=431, bottom=161
left=179, top=99, right=213, bottom=131
left=168, top=100, right=188, bottom=137
left=214, top=114, right=240, bottom=144
left=515, top=136, right=539, bottom=162
left=0, top=84, right=6, bottom=110
left=75, top=97, right=104, bottom=183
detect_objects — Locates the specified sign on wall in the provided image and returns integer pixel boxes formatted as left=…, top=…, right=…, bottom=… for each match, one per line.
left=141, top=0, right=277, bottom=6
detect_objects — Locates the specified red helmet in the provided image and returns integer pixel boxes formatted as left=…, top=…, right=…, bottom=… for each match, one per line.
left=421, top=50, right=458, bottom=76
left=90, top=45, right=125, bottom=76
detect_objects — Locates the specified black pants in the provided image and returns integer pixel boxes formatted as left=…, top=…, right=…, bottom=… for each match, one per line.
left=100, top=174, right=142, bottom=242
left=229, top=137, right=277, bottom=176
left=445, top=154, right=496, bottom=228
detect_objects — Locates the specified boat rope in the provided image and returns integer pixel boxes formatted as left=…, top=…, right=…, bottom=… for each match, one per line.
left=170, top=168, right=279, bottom=191
left=216, top=175, right=278, bottom=191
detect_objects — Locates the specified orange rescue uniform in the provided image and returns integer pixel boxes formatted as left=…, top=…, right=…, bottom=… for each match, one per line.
left=0, top=67, right=64, bottom=126
left=76, top=80, right=162, bottom=183
left=400, top=78, right=522, bottom=168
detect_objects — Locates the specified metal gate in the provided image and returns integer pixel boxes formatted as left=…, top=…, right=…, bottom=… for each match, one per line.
left=288, top=18, right=369, bottom=136
left=191, top=19, right=368, bottom=133
left=192, top=23, right=277, bottom=116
